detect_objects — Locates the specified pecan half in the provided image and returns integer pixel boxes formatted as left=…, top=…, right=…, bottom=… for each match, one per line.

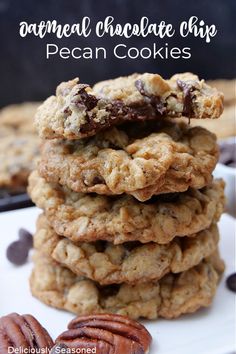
left=54, top=314, right=152, bottom=353
left=0, top=313, right=54, bottom=354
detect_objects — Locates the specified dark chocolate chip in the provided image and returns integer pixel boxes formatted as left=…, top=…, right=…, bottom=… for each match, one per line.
left=177, top=79, right=195, bottom=116
left=76, top=84, right=98, bottom=111
left=92, top=176, right=105, bottom=185
left=18, top=228, right=33, bottom=249
left=6, top=240, right=29, bottom=265
left=226, top=273, right=236, bottom=292
left=135, top=79, right=166, bottom=115
left=51, top=343, right=68, bottom=354
left=219, top=142, right=236, bottom=166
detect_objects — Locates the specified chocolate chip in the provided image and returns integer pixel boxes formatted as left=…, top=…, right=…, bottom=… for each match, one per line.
left=19, top=228, right=33, bottom=249
left=226, top=273, right=236, bottom=292
left=135, top=79, right=166, bottom=115
left=92, top=176, right=105, bottom=185
left=177, top=79, right=196, bottom=116
left=219, top=142, right=236, bottom=167
left=51, top=343, right=68, bottom=354
left=135, top=79, right=146, bottom=96
left=6, top=240, right=29, bottom=265
left=76, top=84, right=98, bottom=111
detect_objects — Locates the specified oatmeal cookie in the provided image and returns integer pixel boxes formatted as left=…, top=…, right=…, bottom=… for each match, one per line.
left=30, top=251, right=224, bottom=320
left=38, top=121, right=219, bottom=201
left=34, top=214, right=219, bottom=285
left=0, top=102, right=40, bottom=134
left=35, top=73, right=224, bottom=140
left=28, top=172, right=225, bottom=244
left=0, top=134, right=40, bottom=191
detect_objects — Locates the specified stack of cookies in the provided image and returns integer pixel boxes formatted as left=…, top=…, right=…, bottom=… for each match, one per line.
left=28, top=72, right=226, bottom=320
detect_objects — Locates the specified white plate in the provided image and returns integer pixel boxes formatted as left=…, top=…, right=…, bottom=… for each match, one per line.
left=0, top=207, right=235, bottom=354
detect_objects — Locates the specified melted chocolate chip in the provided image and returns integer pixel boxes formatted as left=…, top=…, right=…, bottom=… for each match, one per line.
left=79, top=102, right=151, bottom=134
left=177, top=79, right=196, bottom=116
left=226, top=273, right=236, bottom=292
left=135, top=79, right=166, bottom=115
left=79, top=114, right=101, bottom=134
left=79, top=81, right=169, bottom=135
left=76, top=84, right=98, bottom=111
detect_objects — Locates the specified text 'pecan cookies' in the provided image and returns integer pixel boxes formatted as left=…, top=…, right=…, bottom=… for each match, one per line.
left=35, top=73, right=223, bottom=140
left=53, top=314, right=152, bottom=354
left=28, top=171, right=225, bottom=244
left=38, top=121, right=219, bottom=201
left=0, top=313, right=54, bottom=354
left=30, top=251, right=224, bottom=320
left=35, top=214, right=219, bottom=285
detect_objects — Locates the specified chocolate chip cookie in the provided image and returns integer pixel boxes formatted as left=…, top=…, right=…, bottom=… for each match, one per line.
left=30, top=251, right=224, bottom=320
left=34, top=214, right=219, bottom=285
left=28, top=171, right=225, bottom=244
left=35, top=73, right=224, bottom=140
left=0, top=134, right=40, bottom=191
left=38, top=121, right=219, bottom=201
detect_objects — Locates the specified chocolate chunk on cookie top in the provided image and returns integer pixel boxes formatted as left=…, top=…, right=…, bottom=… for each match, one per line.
left=35, top=72, right=224, bottom=140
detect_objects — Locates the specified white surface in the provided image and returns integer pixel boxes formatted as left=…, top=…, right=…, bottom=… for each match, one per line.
left=0, top=207, right=235, bottom=354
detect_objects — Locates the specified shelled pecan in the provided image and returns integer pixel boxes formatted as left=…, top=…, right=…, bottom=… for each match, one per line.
left=0, top=313, right=54, bottom=354
left=53, top=314, right=152, bottom=353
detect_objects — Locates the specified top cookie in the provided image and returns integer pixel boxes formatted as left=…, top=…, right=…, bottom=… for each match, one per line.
left=35, top=73, right=224, bottom=140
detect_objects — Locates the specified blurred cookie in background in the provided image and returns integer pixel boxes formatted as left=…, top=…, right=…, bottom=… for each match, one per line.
left=181, top=79, right=235, bottom=139
left=0, top=102, right=40, bottom=134
left=0, top=102, right=40, bottom=201
left=0, top=133, right=40, bottom=192
left=207, top=79, right=236, bottom=106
